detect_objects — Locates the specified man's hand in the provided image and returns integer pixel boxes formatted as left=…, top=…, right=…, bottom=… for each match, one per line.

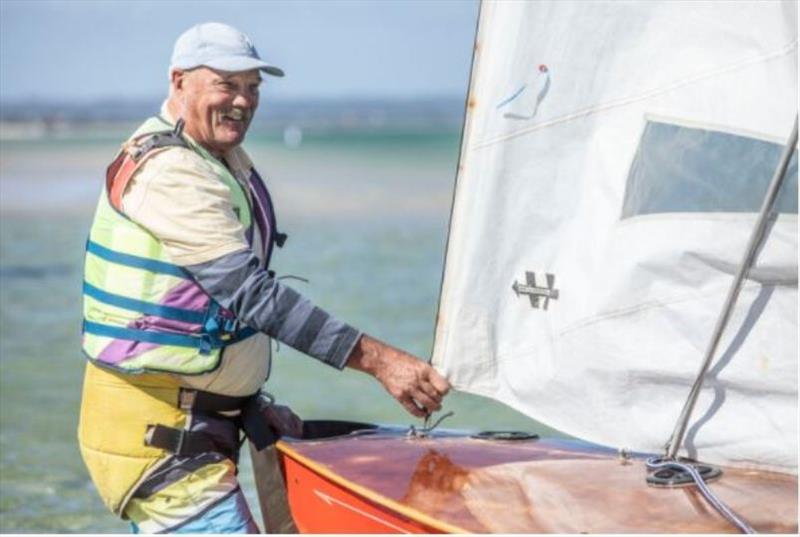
left=346, top=334, right=451, bottom=418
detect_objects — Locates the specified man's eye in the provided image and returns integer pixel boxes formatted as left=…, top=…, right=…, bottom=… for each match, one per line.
left=219, top=82, right=235, bottom=90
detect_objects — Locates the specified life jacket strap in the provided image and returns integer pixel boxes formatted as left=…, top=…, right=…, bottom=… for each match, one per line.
left=107, top=127, right=190, bottom=211
left=83, top=281, right=206, bottom=325
left=127, top=124, right=189, bottom=162
left=177, top=388, right=254, bottom=413
left=86, top=239, right=190, bottom=279
left=175, top=389, right=283, bottom=452
left=83, top=239, right=258, bottom=350
left=144, top=424, right=233, bottom=459
left=82, top=320, right=257, bottom=352
left=146, top=389, right=279, bottom=460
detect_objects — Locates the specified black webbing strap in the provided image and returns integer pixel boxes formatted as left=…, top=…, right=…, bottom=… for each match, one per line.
left=146, top=389, right=282, bottom=458
left=128, top=120, right=189, bottom=162
left=177, top=387, right=253, bottom=413
left=241, top=395, right=279, bottom=451
left=144, top=424, right=219, bottom=457
left=143, top=389, right=256, bottom=458
left=129, top=131, right=189, bottom=162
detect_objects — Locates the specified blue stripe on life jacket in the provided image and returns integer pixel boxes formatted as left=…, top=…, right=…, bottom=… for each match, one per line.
left=86, top=240, right=190, bottom=279
left=82, top=321, right=259, bottom=351
left=83, top=281, right=207, bottom=325
left=83, top=320, right=211, bottom=349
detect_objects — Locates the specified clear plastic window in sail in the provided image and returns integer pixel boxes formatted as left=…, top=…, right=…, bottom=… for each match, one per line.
left=621, top=120, right=798, bottom=218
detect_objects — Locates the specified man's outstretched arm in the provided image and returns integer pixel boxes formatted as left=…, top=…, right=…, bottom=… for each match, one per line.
left=186, top=248, right=450, bottom=416
left=346, top=334, right=450, bottom=417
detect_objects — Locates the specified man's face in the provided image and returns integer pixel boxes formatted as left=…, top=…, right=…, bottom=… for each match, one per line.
left=172, top=67, right=261, bottom=156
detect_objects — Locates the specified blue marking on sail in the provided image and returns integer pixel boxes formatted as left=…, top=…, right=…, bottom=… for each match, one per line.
left=499, top=65, right=551, bottom=120
left=496, top=85, right=528, bottom=109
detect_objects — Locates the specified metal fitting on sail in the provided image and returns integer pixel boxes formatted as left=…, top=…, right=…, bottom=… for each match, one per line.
left=512, top=271, right=559, bottom=310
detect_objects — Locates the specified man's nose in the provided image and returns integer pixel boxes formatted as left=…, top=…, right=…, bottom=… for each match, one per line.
left=232, top=92, right=255, bottom=109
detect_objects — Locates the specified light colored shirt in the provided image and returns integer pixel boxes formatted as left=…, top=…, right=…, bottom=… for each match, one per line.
left=122, top=103, right=270, bottom=396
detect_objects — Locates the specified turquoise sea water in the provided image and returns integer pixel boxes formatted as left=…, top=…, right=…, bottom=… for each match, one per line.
left=0, top=129, right=554, bottom=533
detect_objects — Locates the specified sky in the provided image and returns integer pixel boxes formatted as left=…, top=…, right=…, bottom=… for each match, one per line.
left=0, top=0, right=479, bottom=102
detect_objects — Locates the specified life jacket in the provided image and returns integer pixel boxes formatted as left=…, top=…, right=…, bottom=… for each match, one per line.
left=79, top=116, right=286, bottom=516
left=81, top=116, right=286, bottom=375
left=79, top=362, right=187, bottom=516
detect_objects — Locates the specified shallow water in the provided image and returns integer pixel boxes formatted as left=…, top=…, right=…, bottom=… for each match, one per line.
left=0, top=130, right=556, bottom=533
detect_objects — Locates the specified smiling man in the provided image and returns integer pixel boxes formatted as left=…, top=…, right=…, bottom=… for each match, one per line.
left=77, top=22, right=450, bottom=534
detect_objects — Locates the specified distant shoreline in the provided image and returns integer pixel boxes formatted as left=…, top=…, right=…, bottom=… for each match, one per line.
left=0, top=120, right=462, bottom=145
left=0, top=96, right=466, bottom=140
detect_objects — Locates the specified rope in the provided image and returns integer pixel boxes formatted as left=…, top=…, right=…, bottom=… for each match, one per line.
left=277, top=274, right=309, bottom=284
left=646, top=457, right=755, bottom=534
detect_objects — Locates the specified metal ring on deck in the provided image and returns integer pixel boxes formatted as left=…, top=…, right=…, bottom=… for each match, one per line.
left=646, top=458, right=722, bottom=487
left=470, top=430, right=539, bottom=441
left=645, top=457, right=754, bottom=534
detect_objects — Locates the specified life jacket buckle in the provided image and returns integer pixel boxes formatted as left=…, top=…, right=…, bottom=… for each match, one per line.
left=178, top=388, right=197, bottom=410
left=144, top=424, right=219, bottom=458
left=222, top=317, right=239, bottom=333
left=123, top=139, right=146, bottom=162
left=144, top=424, right=189, bottom=454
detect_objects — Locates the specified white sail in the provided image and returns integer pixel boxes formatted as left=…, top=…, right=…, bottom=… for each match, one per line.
left=433, top=0, right=798, bottom=472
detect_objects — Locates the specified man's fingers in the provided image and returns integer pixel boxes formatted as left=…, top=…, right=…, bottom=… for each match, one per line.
left=412, top=389, right=442, bottom=414
left=400, top=396, right=427, bottom=418
left=418, top=381, right=444, bottom=406
left=426, top=367, right=451, bottom=395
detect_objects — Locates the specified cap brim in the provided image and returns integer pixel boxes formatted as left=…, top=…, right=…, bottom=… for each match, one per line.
left=261, top=65, right=285, bottom=77
left=204, top=56, right=284, bottom=77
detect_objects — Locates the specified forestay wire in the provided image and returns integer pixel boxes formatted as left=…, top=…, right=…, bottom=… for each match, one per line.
left=658, top=117, right=797, bottom=534
left=664, top=115, right=798, bottom=461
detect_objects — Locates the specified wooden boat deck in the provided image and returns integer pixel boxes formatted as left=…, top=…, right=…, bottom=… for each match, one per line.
left=276, top=428, right=798, bottom=533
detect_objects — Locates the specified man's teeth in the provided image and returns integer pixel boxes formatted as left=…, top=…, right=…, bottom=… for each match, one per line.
left=225, top=110, right=245, bottom=121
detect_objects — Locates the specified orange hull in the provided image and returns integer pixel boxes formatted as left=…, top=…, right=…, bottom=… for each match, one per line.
left=280, top=444, right=456, bottom=533
left=275, top=425, right=798, bottom=534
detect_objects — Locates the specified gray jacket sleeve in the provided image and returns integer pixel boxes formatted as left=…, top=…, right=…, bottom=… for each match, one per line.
left=185, top=248, right=361, bottom=370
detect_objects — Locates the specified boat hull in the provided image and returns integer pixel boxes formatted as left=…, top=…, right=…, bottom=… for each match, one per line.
left=274, top=425, right=798, bottom=534
left=280, top=443, right=454, bottom=533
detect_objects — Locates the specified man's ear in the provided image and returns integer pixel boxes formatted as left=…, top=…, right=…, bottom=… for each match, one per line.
left=170, top=69, right=186, bottom=94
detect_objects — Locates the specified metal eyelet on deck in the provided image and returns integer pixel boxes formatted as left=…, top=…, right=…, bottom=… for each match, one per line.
left=646, top=458, right=722, bottom=487
left=470, top=431, right=539, bottom=441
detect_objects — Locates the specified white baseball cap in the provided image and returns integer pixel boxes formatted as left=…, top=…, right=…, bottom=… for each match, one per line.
left=170, top=22, right=284, bottom=77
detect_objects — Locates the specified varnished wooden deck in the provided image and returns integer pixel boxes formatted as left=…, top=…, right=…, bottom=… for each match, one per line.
left=276, top=429, right=798, bottom=533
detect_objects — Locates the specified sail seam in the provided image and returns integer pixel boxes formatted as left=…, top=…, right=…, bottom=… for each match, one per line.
left=555, top=280, right=767, bottom=338
left=471, top=39, right=798, bottom=150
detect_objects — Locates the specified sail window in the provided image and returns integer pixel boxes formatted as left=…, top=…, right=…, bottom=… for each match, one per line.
left=621, top=121, right=798, bottom=218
